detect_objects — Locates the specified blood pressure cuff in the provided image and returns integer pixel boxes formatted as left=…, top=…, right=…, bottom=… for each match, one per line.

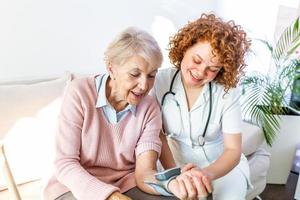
left=144, top=167, right=181, bottom=196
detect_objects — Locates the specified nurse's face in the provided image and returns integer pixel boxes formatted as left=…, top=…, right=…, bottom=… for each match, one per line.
left=180, top=41, right=222, bottom=89
left=108, top=55, right=158, bottom=106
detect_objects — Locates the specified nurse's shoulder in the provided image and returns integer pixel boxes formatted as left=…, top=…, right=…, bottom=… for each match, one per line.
left=213, top=82, right=242, bottom=104
left=155, top=67, right=178, bottom=84
left=151, top=67, right=178, bottom=104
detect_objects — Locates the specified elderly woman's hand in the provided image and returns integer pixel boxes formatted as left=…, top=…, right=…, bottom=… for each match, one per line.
left=107, top=192, right=132, bottom=200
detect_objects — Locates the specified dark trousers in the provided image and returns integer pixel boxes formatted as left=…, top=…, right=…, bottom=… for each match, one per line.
left=55, top=187, right=179, bottom=200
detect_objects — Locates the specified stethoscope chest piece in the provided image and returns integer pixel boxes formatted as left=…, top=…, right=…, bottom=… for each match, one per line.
left=198, top=135, right=205, bottom=146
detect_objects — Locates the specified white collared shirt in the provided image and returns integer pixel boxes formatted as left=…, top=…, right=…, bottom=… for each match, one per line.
left=95, top=74, right=136, bottom=124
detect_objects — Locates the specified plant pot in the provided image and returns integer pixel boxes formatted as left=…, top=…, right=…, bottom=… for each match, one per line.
left=262, top=113, right=300, bottom=184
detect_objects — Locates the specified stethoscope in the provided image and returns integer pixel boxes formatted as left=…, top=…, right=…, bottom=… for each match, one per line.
left=161, top=69, right=212, bottom=147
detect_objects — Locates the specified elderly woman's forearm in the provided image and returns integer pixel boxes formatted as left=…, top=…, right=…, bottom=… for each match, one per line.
left=159, top=132, right=176, bottom=169
left=135, top=150, right=161, bottom=195
left=55, top=158, right=119, bottom=200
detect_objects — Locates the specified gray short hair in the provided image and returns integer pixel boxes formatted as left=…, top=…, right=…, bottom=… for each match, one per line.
left=104, top=27, right=163, bottom=69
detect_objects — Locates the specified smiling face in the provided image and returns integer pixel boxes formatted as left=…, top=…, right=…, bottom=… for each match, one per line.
left=180, top=41, right=222, bottom=89
left=107, top=55, right=158, bottom=108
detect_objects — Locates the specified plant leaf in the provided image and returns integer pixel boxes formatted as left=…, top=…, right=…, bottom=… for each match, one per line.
left=273, top=17, right=300, bottom=64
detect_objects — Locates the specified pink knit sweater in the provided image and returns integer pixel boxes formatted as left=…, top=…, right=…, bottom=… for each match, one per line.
left=43, top=76, right=162, bottom=200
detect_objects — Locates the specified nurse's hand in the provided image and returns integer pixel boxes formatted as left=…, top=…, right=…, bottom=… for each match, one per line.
left=181, top=163, right=213, bottom=196
left=181, top=163, right=198, bottom=172
left=168, top=176, right=198, bottom=200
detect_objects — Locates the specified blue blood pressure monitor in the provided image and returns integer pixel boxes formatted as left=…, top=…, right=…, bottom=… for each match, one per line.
left=145, top=167, right=181, bottom=196
left=155, top=167, right=181, bottom=181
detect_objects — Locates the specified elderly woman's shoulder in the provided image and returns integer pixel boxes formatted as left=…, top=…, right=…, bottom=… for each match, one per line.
left=70, top=75, right=94, bottom=86
left=139, top=95, right=160, bottom=110
left=142, top=95, right=159, bottom=105
left=66, top=75, right=96, bottom=94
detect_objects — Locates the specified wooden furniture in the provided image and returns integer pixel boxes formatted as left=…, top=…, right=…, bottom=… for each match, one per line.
left=0, top=142, right=21, bottom=200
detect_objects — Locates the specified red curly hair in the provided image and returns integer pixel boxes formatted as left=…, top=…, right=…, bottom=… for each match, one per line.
left=169, top=13, right=251, bottom=92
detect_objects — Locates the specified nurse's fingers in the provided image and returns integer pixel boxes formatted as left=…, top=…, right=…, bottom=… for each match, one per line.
left=181, top=175, right=197, bottom=200
left=181, top=163, right=197, bottom=172
left=188, top=168, right=212, bottom=194
left=202, top=176, right=212, bottom=193
left=192, top=176, right=208, bottom=198
left=177, top=178, right=188, bottom=199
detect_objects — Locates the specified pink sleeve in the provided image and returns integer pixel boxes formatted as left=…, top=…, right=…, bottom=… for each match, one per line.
left=135, top=98, right=162, bottom=157
left=54, top=81, right=119, bottom=200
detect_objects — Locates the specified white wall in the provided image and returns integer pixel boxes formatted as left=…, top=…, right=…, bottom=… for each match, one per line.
left=1, top=0, right=299, bottom=81
left=216, top=0, right=280, bottom=74
left=216, top=0, right=299, bottom=74
left=0, top=0, right=215, bottom=81
left=216, top=0, right=280, bottom=40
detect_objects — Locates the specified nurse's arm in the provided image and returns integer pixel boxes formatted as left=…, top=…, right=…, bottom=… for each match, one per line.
left=202, top=133, right=242, bottom=180
left=159, top=130, right=177, bottom=169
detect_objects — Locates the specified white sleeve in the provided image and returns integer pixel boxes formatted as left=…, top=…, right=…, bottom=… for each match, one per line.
left=149, top=67, right=176, bottom=107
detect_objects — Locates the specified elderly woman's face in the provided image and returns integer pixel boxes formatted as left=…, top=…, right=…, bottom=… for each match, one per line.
left=180, top=41, right=222, bottom=89
left=110, top=55, right=158, bottom=106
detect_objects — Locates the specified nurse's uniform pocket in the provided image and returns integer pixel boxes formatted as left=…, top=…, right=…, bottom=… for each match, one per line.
left=202, top=123, right=223, bottom=162
left=205, top=123, right=221, bottom=141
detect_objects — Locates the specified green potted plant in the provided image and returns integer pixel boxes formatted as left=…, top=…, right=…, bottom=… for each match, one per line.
left=241, top=16, right=300, bottom=146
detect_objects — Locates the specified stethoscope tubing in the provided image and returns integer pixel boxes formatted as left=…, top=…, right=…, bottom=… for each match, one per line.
left=161, top=69, right=212, bottom=146
left=161, top=69, right=180, bottom=107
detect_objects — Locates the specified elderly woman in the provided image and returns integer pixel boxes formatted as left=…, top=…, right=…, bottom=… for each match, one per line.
left=43, top=27, right=181, bottom=200
left=150, top=13, right=252, bottom=200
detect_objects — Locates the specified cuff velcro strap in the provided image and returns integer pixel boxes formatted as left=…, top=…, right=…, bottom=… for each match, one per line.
left=145, top=181, right=173, bottom=196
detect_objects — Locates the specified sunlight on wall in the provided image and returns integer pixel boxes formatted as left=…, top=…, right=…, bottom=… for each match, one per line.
left=0, top=98, right=61, bottom=188
left=151, top=16, right=176, bottom=69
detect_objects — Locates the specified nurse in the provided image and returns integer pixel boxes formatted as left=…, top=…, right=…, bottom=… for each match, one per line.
left=150, top=13, right=251, bottom=199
